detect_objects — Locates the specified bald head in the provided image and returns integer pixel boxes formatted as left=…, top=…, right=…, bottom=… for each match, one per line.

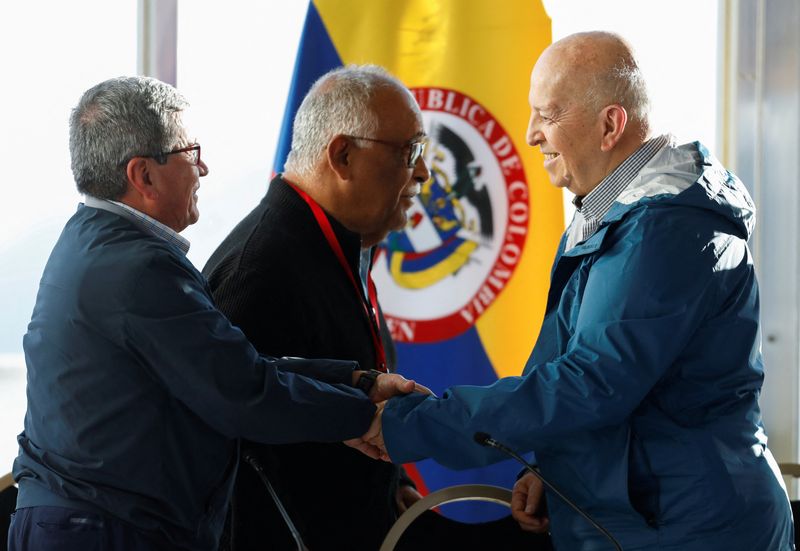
left=537, top=31, right=650, bottom=136
left=527, top=32, right=652, bottom=196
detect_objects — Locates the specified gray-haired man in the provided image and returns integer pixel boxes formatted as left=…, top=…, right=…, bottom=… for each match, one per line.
left=9, top=76, right=416, bottom=551
left=203, top=65, right=432, bottom=550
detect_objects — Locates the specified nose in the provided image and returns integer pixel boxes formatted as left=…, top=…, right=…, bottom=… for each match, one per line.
left=412, top=154, right=430, bottom=183
left=526, top=111, right=543, bottom=147
left=198, top=159, right=209, bottom=177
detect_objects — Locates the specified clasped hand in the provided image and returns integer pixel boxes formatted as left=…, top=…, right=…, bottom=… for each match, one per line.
left=344, top=372, right=432, bottom=461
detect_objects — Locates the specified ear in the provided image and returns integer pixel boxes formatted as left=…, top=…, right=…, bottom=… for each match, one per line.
left=599, top=104, right=628, bottom=152
left=326, top=135, right=353, bottom=181
left=125, top=157, right=158, bottom=201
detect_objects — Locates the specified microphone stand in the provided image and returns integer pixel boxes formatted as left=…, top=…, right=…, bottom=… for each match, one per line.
left=242, top=449, right=310, bottom=551
left=474, top=432, right=623, bottom=551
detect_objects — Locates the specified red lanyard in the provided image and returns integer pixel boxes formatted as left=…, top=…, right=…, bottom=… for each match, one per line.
left=285, top=181, right=387, bottom=372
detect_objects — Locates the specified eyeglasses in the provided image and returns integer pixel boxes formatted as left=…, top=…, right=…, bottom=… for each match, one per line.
left=148, top=144, right=202, bottom=166
left=344, top=135, right=427, bottom=168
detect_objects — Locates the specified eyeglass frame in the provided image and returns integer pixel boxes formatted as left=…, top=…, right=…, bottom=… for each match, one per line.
left=118, top=144, right=201, bottom=167
left=146, top=144, right=202, bottom=166
left=343, top=135, right=427, bottom=168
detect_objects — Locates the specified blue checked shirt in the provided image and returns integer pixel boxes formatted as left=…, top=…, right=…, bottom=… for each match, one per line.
left=566, top=134, right=669, bottom=251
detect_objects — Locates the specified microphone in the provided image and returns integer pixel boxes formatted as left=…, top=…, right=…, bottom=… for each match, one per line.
left=474, top=432, right=623, bottom=551
left=241, top=448, right=310, bottom=551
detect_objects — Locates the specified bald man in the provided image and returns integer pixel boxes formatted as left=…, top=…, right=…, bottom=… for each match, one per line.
left=351, top=32, right=794, bottom=550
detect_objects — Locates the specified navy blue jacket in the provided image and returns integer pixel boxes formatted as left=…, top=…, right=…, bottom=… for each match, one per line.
left=383, top=141, right=793, bottom=550
left=14, top=204, right=375, bottom=550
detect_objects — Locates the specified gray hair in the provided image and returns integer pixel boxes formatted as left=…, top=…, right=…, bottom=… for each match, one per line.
left=586, top=59, right=651, bottom=130
left=284, top=64, right=407, bottom=178
left=69, top=76, right=188, bottom=199
left=566, top=32, right=650, bottom=132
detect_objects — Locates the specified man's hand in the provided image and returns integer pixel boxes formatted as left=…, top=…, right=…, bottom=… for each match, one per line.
left=345, top=375, right=434, bottom=460
left=373, top=374, right=435, bottom=402
left=344, top=403, right=391, bottom=461
left=363, top=403, right=389, bottom=461
left=344, top=402, right=386, bottom=460
left=511, top=472, right=549, bottom=533
left=351, top=371, right=435, bottom=403
left=395, top=484, right=423, bottom=514
left=370, top=373, right=415, bottom=402
left=342, top=435, right=384, bottom=461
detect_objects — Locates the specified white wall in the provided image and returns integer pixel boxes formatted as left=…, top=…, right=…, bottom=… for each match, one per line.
left=0, top=1, right=137, bottom=473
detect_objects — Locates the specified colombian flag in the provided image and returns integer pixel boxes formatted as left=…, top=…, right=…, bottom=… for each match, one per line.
left=274, top=0, right=563, bottom=521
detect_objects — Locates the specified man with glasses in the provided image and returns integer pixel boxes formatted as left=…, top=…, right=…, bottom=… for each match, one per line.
left=203, top=65, right=431, bottom=550
left=9, top=76, right=418, bottom=551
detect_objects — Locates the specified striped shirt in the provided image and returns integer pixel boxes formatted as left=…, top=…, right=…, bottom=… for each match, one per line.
left=565, top=134, right=669, bottom=250
left=83, top=196, right=191, bottom=255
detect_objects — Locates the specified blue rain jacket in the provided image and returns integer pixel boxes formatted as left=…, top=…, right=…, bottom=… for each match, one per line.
left=383, top=141, right=794, bottom=550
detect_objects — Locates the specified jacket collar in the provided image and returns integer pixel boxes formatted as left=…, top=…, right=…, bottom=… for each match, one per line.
left=270, top=175, right=364, bottom=273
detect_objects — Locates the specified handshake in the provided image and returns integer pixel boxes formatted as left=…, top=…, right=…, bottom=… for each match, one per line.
left=345, top=371, right=433, bottom=462
left=343, top=371, right=550, bottom=532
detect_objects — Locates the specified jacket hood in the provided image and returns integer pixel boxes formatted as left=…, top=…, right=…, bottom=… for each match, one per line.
left=610, top=138, right=756, bottom=240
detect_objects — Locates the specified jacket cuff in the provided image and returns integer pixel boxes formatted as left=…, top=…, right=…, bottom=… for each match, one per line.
left=275, top=357, right=360, bottom=386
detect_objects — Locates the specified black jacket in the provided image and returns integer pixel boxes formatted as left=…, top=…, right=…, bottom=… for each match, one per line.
left=204, top=176, right=402, bottom=551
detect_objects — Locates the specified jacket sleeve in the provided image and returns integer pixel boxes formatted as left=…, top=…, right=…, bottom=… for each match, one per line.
left=122, top=250, right=375, bottom=444
left=383, top=210, right=733, bottom=469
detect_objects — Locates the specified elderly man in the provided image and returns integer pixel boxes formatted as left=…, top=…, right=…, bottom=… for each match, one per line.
left=353, top=32, right=794, bottom=550
left=9, top=76, right=415, bottom=551
left=203, top=65, right=431, bottom=551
